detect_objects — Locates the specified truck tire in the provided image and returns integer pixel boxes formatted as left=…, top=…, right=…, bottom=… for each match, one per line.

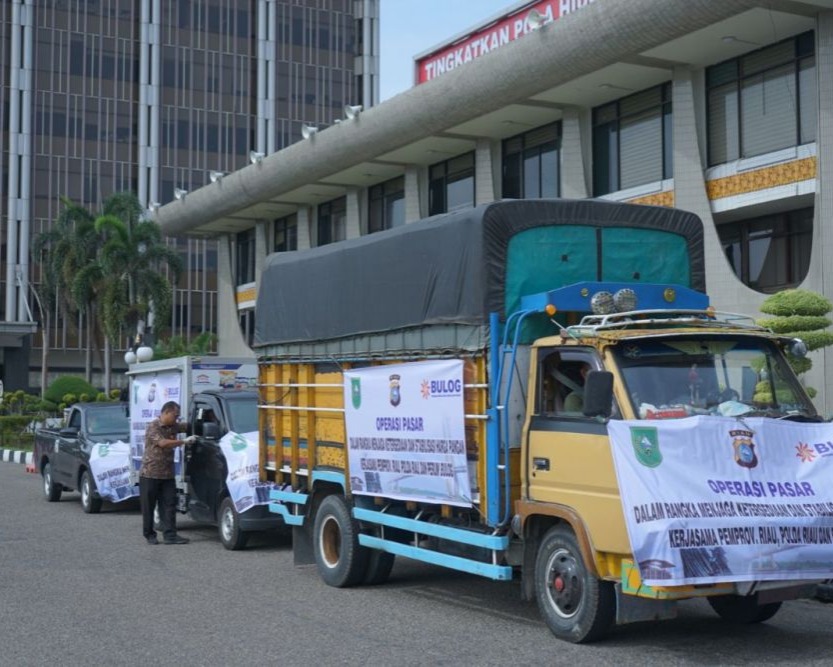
left=80, top=470, right=103, bottom=514
left=707, top=595, right=782, bottom=624
left=219, top=496, right=249, bottom=550
left=363, top=549, right=395, bottom=585
left=534, top=524, right=615, bottom=643
left=43, top=463, right=62, bottom=502
left=313, top=494, right=369, bottom=587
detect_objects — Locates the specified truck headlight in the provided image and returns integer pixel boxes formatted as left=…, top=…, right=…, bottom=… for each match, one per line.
left=590, top=291, right=615, bottom=315
left=614, top=288, right=637, bottom=312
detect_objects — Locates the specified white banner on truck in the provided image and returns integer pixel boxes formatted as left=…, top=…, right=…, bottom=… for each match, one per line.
left=343, top=360, right=471, bottom=507
left=89, top=440, right=139, bottom=502
left=217, top=430, right=280, bottom=513
left=129, top=372, right=183, bottom=475
left=608, top=417, right=833, bottom=586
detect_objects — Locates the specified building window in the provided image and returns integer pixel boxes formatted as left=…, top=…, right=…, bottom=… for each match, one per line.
left=429, top=152, right=475, bottom=216
left=274, top=215, right=298, bottom=252
left=238, top=309, right=255, bottom=348
left=317, top=197, right=346, bottom=246
left=707, top=32, right=816, bottom=166
left=235, top=228, right=255, bottom=285
left=718, top=207, right=812, bottom=293
left=502, top=122, right=561, bottom=199
left=592, top=83, right=672, bottom=196
left=368, top=176, right=405, bottom=233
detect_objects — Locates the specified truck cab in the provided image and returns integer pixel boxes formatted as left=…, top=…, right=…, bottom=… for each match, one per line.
left=513, top=286, right=820, bottom=640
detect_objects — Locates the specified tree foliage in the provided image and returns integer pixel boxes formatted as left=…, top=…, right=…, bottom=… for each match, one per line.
left=44, top=376, right=97, bottom=405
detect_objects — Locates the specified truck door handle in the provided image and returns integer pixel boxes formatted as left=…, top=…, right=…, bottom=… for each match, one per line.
left=533, top=457, right=550, bottom=471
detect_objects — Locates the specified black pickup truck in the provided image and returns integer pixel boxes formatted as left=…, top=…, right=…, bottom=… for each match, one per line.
left=184, top=389, right=282, bottom=550
left=35, top=402, right=130, bottom=513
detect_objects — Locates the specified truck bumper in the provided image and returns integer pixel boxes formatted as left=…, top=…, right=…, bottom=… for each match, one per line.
left=239, top=504, right=284, bottom=532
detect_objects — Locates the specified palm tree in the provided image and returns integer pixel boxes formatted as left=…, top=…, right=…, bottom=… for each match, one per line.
left=95, top=192, right=183, bottom=385
left=35, top=196, right=100, bottom=384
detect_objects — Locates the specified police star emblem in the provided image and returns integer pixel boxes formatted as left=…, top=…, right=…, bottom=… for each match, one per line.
left=351, top=377, right=361, bottom=409
left=389, top=374, right=401, bottom=407
left=630, top=426, right=662, bottom=468
left=730, top=429, right=758, bottom=468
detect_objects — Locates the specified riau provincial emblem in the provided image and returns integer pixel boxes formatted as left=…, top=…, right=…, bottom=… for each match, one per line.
left=630, top=426, right=662, bottom=468
left=730, top=429, right=758, bottom=468
left=351, top=377, right=361, bottom=409
left=389, top=374, right=401, bottom=407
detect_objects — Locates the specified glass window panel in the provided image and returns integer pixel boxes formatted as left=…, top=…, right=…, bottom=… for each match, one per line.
left=448, top=152, right=474, bottom=176
left=708, top=84, right=739, bottom=165
left=619, top=109, right=662, bottom=189
left=523, top=152, right=540, bottom=199
left=741, top=41, right=794, bottom=76
left=502, top=151, right=521, bottom=199
left=619, top=87, right=662, bottom=117
left=446, top=175, right=474, bottom=212
left=799, top=57, right=817, bottom=144
left=741, top=64, right=796, bottom=157
left=540, top=147, right=559, bottom=198
left=387, top=195, right=405, bottom=228
left=592, top=121, right=618, bottom=196
left=708, top=60, right=738, bottom=88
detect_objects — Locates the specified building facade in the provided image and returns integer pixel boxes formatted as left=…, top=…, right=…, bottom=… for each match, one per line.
left=0, top=0, right=379, bottom=391
left=155, top=0, right=833, bottom=414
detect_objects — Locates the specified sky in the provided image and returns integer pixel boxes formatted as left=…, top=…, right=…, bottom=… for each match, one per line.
left=379, top=0, right=517, bottom=101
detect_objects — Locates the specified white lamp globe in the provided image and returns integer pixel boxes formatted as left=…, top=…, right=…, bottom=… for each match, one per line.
left=124, top=350, right=137, bottom=365
left=136, top=346, right=154, bottom=363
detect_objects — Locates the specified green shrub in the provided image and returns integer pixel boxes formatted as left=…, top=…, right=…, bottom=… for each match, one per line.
left=760, top=289, right=832, bottom=317
left=45, top=376, right=97, bottom=404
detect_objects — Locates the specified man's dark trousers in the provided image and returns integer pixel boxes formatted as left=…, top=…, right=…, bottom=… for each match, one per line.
left=140, top=476, right=177, bottom=540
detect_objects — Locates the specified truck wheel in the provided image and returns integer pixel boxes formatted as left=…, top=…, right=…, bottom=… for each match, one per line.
left=80, top=470, right=102, bottom=514
left=219, top=497, right=249, bottom=550
left=43, top=463, right=62, bottom=502
left=313, top=494, right=368, bottom=587
left=534, top=524, right=615, bottom=643
left=363, top=549, right=395, bottom=585
left=708, top=595, right=782, bottom=624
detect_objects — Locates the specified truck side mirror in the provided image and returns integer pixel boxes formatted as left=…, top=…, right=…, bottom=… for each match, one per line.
left=582, top=371, right=614, bottom=419
left=201, top=421, right=221, bottom=441
left=59, top=426, right=79, bottom=439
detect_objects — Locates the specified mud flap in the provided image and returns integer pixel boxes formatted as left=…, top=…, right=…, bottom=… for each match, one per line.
left=293, top=522, right=315, bottom=566
left=615, top=583, right=678, bottom=625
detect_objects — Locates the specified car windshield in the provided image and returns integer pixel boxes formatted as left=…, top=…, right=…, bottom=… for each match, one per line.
left=88, top=406, right=130, bottom=436
left=611, top=335, right=817, bottom=420
left=226, top=398, right=258, bottom=433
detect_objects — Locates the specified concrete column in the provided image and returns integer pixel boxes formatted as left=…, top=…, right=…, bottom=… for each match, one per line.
left=345, top=188, right=361, bottom=239
left=254, top=221, right=268, bottom=278
left=296, top=207, right=311, bottom=249
left=560, top=107, right=588, bottom=198
left=805, top=13, right=833, bottom=415
left=404, top=165, right=421, bottom=222
left=475, top=138, right=495, bottom=205
left=216, top=234, right=251, bottom=356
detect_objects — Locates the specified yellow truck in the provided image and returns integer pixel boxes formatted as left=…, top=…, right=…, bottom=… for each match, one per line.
left=255, top=200, right=830, bottom=642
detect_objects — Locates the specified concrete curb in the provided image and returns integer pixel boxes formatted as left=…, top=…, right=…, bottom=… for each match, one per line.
left=0, top=450, right=34, bottom=465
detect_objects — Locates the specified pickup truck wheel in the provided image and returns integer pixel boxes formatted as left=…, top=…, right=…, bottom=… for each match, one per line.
left=43, top=463, right=62, bottom=502
left=80, top=470, right=102, bottom=514
left=219, top=497, right=249, bottom=550
left=313, top=494, right=368, bottom=587
left=707, top=595, right=782, bottom=623
left=535, top=525, right=615, bottom=643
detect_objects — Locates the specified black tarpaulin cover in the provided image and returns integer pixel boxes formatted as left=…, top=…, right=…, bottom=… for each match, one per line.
left=254, top=199, right=705, bottom=347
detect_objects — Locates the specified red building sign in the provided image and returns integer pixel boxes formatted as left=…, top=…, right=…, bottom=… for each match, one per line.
left=415, top=0, right=595, bottom=84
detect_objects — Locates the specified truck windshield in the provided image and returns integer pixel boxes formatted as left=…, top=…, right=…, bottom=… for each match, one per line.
left=611, top=335, right=817, bottom=420
left=226, top=399, right=258, bottom=433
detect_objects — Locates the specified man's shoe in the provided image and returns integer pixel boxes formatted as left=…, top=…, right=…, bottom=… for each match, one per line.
left=163, top=535, right=190, bottom=545
left=146, top=535, right=159, bottom=545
